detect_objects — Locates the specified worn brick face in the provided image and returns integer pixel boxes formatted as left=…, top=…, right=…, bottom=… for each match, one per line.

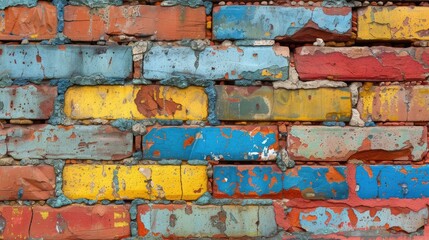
left=0, top=206, right=32, bottom=239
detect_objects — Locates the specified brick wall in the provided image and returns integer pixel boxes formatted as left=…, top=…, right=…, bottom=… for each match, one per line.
left=0, top=0, right=429, bottom=239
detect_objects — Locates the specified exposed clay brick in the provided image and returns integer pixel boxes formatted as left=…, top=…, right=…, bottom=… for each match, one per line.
left=63, top=6, right=106, bottom=42
left=295, top=47, right=429, bottom=81
left=30, top=205, right=130, bottom=239
left=0, top=206, right=32, bottom=239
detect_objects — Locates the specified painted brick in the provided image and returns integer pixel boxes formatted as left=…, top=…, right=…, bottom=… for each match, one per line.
left=213, top=6, right=351, bottom=42
left=287, top=207, right=428, bottom=234
left=68, top=0, right=122, bottom=7
left=284, top=166, right=348, bottom=200
left=358, top=6, right=429, bottom=41
left=0, top=85, right=57, bottom=119
left=143, top=45, right=289, bottom=81
left=31, top=205, right=130, bottom=239
left=143, top=126, right=278, bottom=161
left=137, top=204, right=277, bottom=238
left=0, top=0, right=36, bottom=9
left=0, top=2, right=57, bottom=41
left=64, top=85, right=208, bottom=120
left=64, top=5, right=205, bottom=41
left=0, top=206, right=32, bottom=239
left=356, top=165, right=429, bottom=199
left=1, top=125, right=133, bottom=160
left=0, top=45, right=132, bottom=80
left=358, top=85, right=429, bottom=122
left=62, top=165, right=207, bottom=201
left=287, top=126, right=427, bottom=161
left=0, top=166, right=55, bottom=200
left=295, top=47, right=429, bottom=81
left=213, top=165, right=283, bottom=198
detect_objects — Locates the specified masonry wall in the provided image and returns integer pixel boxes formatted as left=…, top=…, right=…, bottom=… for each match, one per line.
left=0, top=0, right=429, bottom=239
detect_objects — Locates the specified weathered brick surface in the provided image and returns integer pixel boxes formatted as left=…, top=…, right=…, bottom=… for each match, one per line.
left=137, top=204, right=277, bottom=238
left=0, top=45, right=132, bottom=80
left=64, top=85, right=208, bottom=120
left=143, top=45, right=289, bottom=81
left=0, top=2, right=57, bottom=41
left=0, top=206, right=32, bottom=239
left=0, top=85, right=57, bottom=119
left=63, top=164, right=207, bottom=200
left=358, top=85, right=429, bottom=122
left=31, top=205, right=130, bottom=239
left=287, top=126, right=428, bottom=161
left=0, top=166, right=55, bottom=200
left=1, top=125, right=133, bottom=160
left=213, top=6, right=352, bottom=42
left=143, top=126, right=278, bottom=161
left=68, top=0, right=122, bottom=7
left=295, top=47, right=429, bottom=81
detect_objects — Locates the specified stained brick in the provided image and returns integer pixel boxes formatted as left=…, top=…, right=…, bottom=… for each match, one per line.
left=358, top=6, right=429, bottom=41
left=0, top=0, right=36, bottom=9
left=137, top=204, right=277, bottom=238
left=31, top=205, right=130, bottom=239
left=0, top=206, right=32, bottom=239
left=213, top=6, right=352, bottom=42
left=294, top=47, right=429, bottom=81
left=143, top=45, right=289, bottom=81
left=64, top=85, right=208, bottom=120
left=62, top=165, right=207, bottom=201
left=0, top=2, right=57, bottom=41
left=0, top=85, right=57, bottom=120
left=0, top=125, right=133, bottom=160
left=0, top=166, right=55, bottom=200
left=0, top=45, right=132, bottom=80
left=287, top=126, right=427, bottom=161
left=356, top=165, right=429, bottom=199
left=143, top=126, right=278, bottom=161
left=358, top=85, right=429, bottom=122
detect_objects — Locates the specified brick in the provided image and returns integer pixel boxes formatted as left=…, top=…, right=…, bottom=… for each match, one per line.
left=358, top=6, right=429, bottom=41
left=213, top=6, right=352, bottom=42
left=143, top=126, right=278, bottom=161
left=0, top=2, right=57, bottom=41
left=287, top=126, right=427, bottom=161
left=284, top=166, right=348, bottom=200
left=0, top=166, right=55, bottom=200
left=64, top=85, right=208, bottom=120
left=0, top=45, right=132, bottom=80
left=63, top=165, right=207, bottom=201
left=64, top=5, right=205, bottom=41
left=213, top=165, right=283, bottom=198
left=287, top=207, right=428, bottom=234
left=1, top=125, right=133, bottom=160
left=358, top=85, right=429, bottom=122
left=143, top=45, right=289, bottom=81
left=295, top=46, right=429, bottom=81
left=356, top=165, right=429, bottom=199
left=31, top=205, right=130, bottom=239
left=0, top=0, right=36, bottom=9
left=0, top=85, right=57, bottom=119
left=137, top=204, right=277, bottom=238
left=0, top=206, right=32, bottom=239
left=68, top=0, right=122, bottom=7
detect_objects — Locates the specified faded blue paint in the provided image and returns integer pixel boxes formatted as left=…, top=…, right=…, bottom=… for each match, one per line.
left=0, top=45, right=132, bottom=80
left=356, top=165, right=429, bottom=199
left=214, top=166, right=282, bottom=197
left=284, top=166, right=348, bottom=200
left=143, top=45, right=289, bottom=81
left=143, top=126, right=278, bottom=161
left=213, top=6, right=351, bottom=40
left=0, top=0, right=37, bottom=9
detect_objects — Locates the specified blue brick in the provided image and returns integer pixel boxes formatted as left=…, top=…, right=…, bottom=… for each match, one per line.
left=0, top=0, right=37, bottom=9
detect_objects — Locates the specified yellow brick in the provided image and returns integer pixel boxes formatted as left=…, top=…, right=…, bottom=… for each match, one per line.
left=358, top=85, right=405, bottom=121
left=64, top=85, right=208, bottom=120
left=273, top=88, right=351, bottom=121
left=358, top=6, right=429, bottom=41
left=63, top=165, right=207, bottom=200
left=181, top=165, right=208, bottom=200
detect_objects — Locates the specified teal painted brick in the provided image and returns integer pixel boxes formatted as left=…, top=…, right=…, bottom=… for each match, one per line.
left=0, top=0, right=37, bottom=9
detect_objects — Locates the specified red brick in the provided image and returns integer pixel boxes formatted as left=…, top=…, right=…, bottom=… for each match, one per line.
left=0, top=166, right=55, bottom=200
left=63, top=6, right=106, bottom=41
left=295, top=47, right=429, bottom=81
left=0, top=2, right=57, bottom=41
left=30, top=205, right=130, bottom=239
left=0, top=206, right=32, bottom=239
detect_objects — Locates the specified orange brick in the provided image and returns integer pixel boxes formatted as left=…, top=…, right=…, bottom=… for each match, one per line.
left=63, top=6, right=106, bottom=41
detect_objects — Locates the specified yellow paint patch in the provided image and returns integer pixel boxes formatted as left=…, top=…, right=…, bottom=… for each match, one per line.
left=114, top=221, right=129, bottom=228
left=358, top=85, right=404, bottom=121
left=358, top=6, right=429, bottom=41
left=40, top=211, right=49, bottom=220
left=261, top=69, right=283, bottom=79
left=62, top=165, right=207, bottom=201
left=273, top=88, right=352, bottom=121
left=181, top=165, right=208, bottom=200
left=64, top=85, right=208, bottom=120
